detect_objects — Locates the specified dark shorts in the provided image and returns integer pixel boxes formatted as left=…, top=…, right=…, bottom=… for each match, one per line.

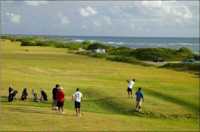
left=57, top=101, right=64, bottom=107
left=75, top=101, right=81, bottom=108
left=127, top=87, right=132, bottom=92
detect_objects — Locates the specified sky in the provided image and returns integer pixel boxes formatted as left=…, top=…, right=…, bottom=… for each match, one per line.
left=1, top=0, right=199, bottom=37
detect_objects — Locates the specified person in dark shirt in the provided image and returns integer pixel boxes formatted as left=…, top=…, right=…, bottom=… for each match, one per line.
left=8, top=86, right=18, bottom=102
left=21, top=88, right=28, bottom=101
left=9, top=86, right=13, bottom=94
left=135, top=87, right=144, bottom=112
left=40, top=89, right=48, bottom=101
left=52, top=84, right=60, bottom=110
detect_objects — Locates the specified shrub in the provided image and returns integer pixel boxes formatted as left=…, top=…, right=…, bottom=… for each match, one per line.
left=0, top=36, right=17, bottom=41
left=108, top=46, right=133, bottom=56
left=175, top=47, right=194, bottom=60
left=81, top=40, right=93, bottom=49
left=90, top=53, right=107, bottom=58
left=4, top=35, right=195, bottom=62
left=130, top=48, right=176, bottom=61
left=106, top=55, right=152, bottom=66
left=20, top=40, right=37, bottom=46
left=87, top=42, right=112, bottom=51
left=65, top=42, right=83, bottom=50
left=128, top=47, right=194, bottom=61
left=161, top=63, right=200, bottom=72
left=53, top=43, right=69, bottom=48
left=194, top=54, right=200, bottom=61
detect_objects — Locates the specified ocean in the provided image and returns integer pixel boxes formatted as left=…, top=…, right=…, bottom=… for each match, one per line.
left=47, top=36, right=200, bottom=53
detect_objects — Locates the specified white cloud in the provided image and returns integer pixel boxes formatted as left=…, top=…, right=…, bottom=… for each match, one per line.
left=58, top=13, right=70, bottom=25
left=130, top=23, right=135, bottom=30
left=80, top=8, right=89, bottom=17
left=141, top=1, right=163, bottom=8
left=162, top=4, right=192, bottom=19
left=6, top=12, right=21, bottom=24
left=24, top=1, right=48, bottom=6
left=81, top=25, right=87, bottom=30
left=80, top=6, right=97, bottom=17
left=86, top=6, right=97, bottom=15
left=93, top=21, right=101, bottom=27
left=161, top=5, right=193, bottom=25
left=103, top=16, right=112, bottom=25
left=136, top=1, right=193, bottom=24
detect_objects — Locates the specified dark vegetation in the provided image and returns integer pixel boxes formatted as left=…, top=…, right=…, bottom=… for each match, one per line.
left=1, top=35, right=199, bottom=72
left=160, top=63, right=200, bottom=72
left=87, top=42, right=112, bottom=50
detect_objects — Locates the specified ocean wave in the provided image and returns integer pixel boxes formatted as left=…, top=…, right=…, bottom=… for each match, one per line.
left=166, top=43, right=196, bottom=46
left=107, top=41, right=124, bottom=45
left=74, top=39, right=84, bottom=42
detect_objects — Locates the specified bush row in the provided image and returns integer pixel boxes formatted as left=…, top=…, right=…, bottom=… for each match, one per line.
left=1, top=35, right=198, bottom=62
left=161, top=63, right=200, bottom=72
left=108, top=47, right=195, bottom=61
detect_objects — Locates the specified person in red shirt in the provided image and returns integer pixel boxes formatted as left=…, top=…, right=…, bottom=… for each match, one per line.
left=56, top=87, right=65, bottom=113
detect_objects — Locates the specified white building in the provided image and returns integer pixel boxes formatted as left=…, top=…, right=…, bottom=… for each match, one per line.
left=94, top=48, right=106, bottom=54
left=78, top=48, right=86, bottom=52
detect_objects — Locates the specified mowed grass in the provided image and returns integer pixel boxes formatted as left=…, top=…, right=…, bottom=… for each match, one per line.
left=0, top=39, right=199, bottom=131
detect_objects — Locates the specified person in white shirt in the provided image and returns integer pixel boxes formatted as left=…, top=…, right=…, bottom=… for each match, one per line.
left=127, top=79, right=135, bottom=98
left=72, top=88, right=83, bottom=117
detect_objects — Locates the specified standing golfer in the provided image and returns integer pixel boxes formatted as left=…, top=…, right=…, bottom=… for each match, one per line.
left=127, top=79, right=135, bottom=98
left=72, top=88, right=83, bottom=117
left=52, top=84, right=60, bottom=110
left=135, top=87, right=144, bottom=112
left=56, top=87, right=65, bottom=113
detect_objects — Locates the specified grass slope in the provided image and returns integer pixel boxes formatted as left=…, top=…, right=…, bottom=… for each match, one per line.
left=0, top=39, right=199, bottom=131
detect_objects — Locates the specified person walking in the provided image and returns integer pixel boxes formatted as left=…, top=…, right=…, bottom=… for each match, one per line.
left=135, top=87, right=144, bottom=112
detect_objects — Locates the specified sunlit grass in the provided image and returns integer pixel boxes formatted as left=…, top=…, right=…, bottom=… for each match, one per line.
left=0, top=39, right=199, bottom=131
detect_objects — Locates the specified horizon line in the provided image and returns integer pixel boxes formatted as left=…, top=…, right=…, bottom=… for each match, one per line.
left=1, top=33, right=199, bottom=38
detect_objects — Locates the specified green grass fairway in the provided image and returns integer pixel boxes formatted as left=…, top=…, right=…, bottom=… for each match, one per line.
left=0, top=39, right=199, bottom=131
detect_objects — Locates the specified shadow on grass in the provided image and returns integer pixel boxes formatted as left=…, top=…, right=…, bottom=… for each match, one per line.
left=82, top=89, right=154, bottom=118
left=0, top=96, right=9, bottom=102
left=0, top=96, right=73, bottom=117
left=145, top=89, right=199, bottom=112
left=5, top=106, right=75, bottom=117
left=82, top=89, right=197, bottom=119
left=7, top=107, right=53, bottom=115
left=1, top=90, right=197, bottom=119
left=193, top=72, right=200, bottom=79
left=0, top=96, right=52, bottom=108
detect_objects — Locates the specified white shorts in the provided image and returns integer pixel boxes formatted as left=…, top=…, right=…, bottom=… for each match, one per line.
left=136, top=100, right=142, bottom=107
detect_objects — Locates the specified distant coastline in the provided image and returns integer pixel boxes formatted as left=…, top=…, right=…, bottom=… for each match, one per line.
left=1, top=34, right=199, bottom=53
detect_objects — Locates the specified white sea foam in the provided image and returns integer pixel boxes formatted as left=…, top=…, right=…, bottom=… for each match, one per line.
left=74, top=39, right=84, bottom=42
left=166, top=43, right=194, bottom=46
left=103, top=41, right=124, bottom=45
left=107, top=41, right=115, bottom=44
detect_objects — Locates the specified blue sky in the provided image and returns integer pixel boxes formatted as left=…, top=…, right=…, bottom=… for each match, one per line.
left=1, top=1, right=199, bottom=37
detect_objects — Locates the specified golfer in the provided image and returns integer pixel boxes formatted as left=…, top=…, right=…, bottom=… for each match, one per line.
left=56, top=86, right=65, bottom=113
left=72, top=88, right=83, bottom=117
left=127, top=79, right=135, bottom=98
left=135, top=87, right=144, bottom=112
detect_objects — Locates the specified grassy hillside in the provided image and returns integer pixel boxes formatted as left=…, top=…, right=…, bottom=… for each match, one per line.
left=0, top=39, right=199, bottom=131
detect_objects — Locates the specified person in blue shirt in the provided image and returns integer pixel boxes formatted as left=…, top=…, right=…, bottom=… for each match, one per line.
left=135, top=87, right=144, bottom=112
